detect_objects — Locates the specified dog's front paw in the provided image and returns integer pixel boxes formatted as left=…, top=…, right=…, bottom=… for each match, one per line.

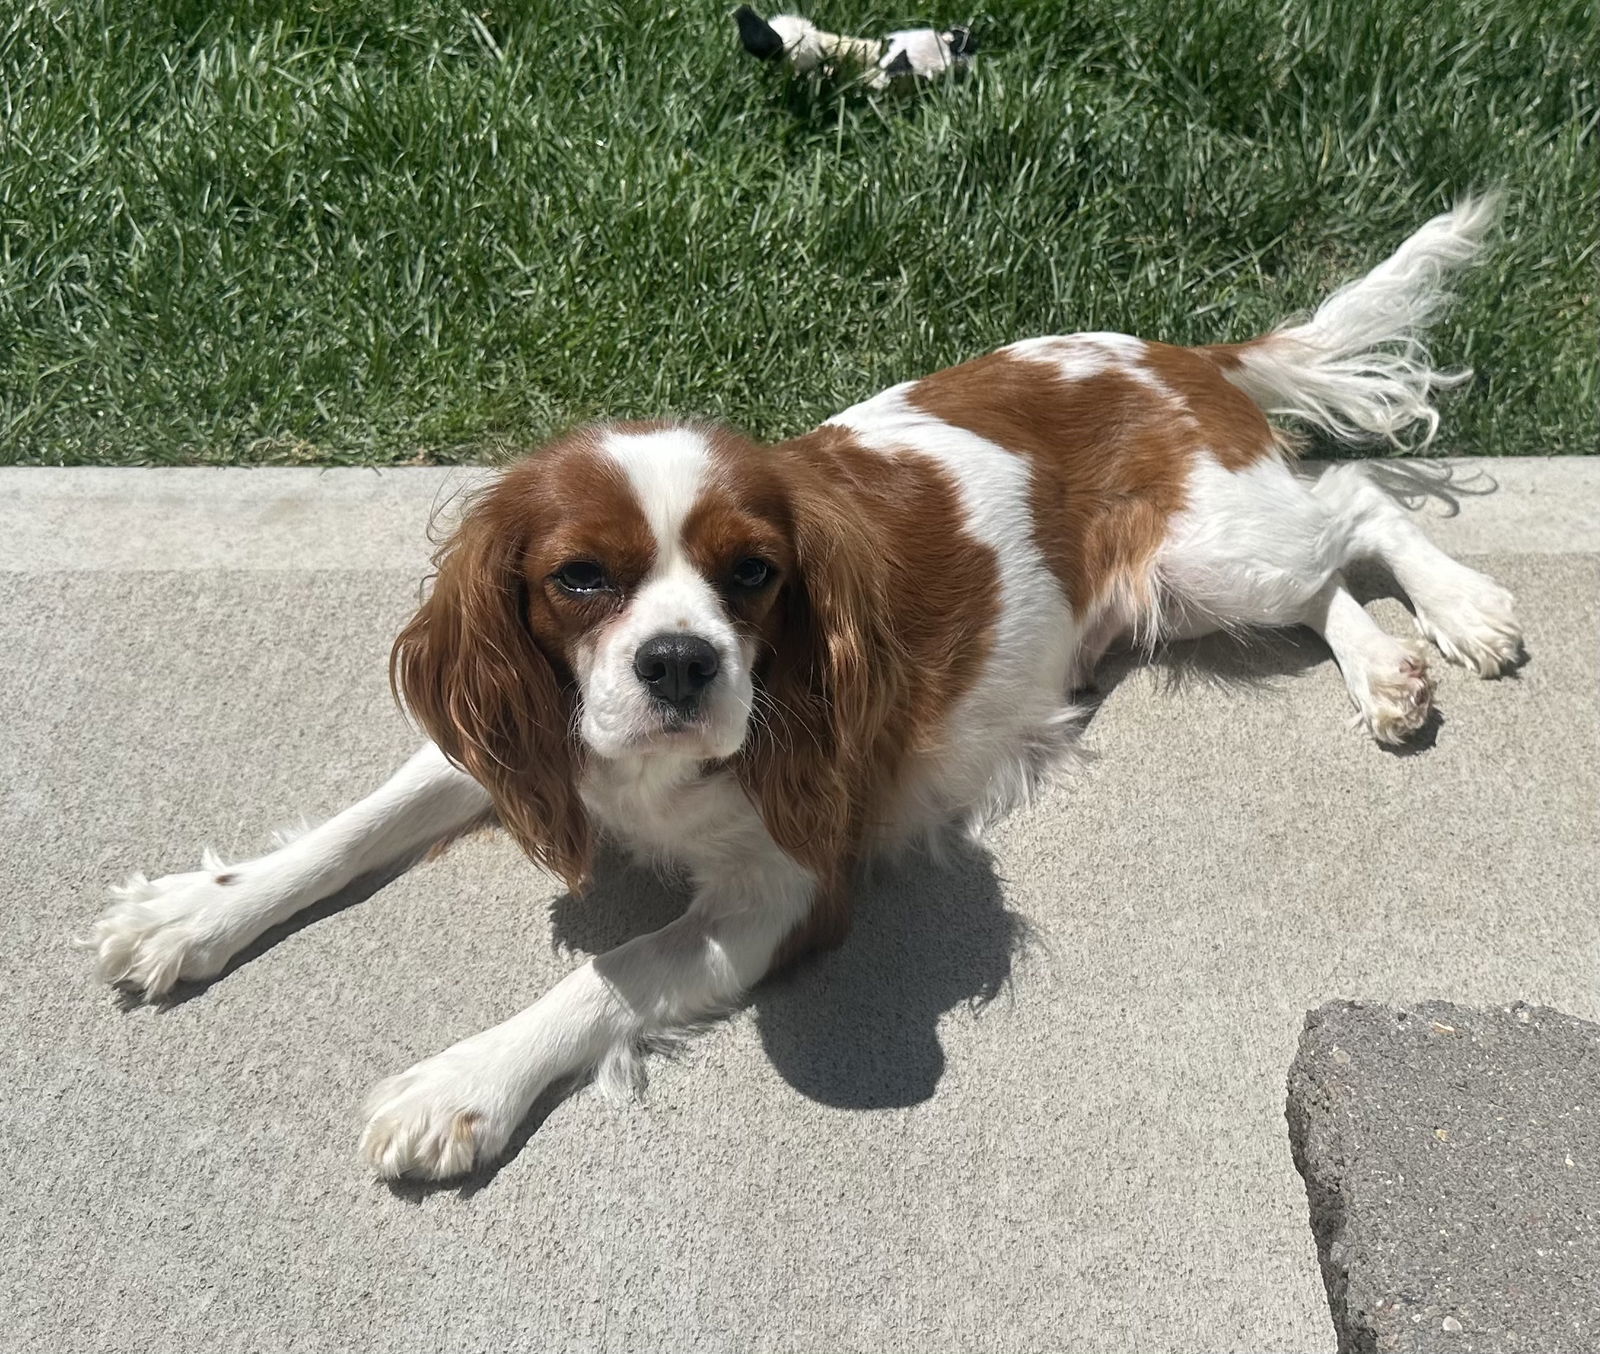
left=77, top=865, right=242, bottom=996
left=359, top=1047, right=524, bottom=1181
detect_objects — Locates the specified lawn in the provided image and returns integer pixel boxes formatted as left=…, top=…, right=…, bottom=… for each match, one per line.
left=0, top=0, right=1593, bottom=465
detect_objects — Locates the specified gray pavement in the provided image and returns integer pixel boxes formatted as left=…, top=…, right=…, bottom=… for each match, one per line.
left=2, top=458, right=1596, bottom=1353
left=1288, top=1001, right=1600, bottom=1353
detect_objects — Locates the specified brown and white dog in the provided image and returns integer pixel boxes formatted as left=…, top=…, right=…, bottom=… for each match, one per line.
left=83, top=199, right=1521, bottom=1179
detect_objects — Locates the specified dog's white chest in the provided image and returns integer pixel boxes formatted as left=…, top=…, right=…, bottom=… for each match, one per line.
left=581, top=758, right=774, bottom=874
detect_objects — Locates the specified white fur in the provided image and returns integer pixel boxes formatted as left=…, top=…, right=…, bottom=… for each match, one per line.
left=1311, top=462, right=1522, bottom=676
left=85, top=201, right=1522, bottom=1179
left=766, top=15, right=881, bottom=74
left=1006, top=332, right=1169, bottom=394
left=576, top=427, right=755, bottom=762
left=1219, top=195, right=1501, bottom=446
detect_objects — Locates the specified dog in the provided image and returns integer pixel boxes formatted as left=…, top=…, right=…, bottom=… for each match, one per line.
left=81, top=197, right=1521, bottom=1180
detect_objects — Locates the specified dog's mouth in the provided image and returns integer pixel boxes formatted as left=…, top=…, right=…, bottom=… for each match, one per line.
left=639, top=704, right=750, bottom=760
left=620, top=707, right=712, bottom=751
left=581, top=680, right=751, bottom=762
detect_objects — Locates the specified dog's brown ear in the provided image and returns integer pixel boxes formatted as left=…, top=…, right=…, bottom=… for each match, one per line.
left=735, top=465, right=903, bottom=934
left=391, top=488, right=591, bottom=892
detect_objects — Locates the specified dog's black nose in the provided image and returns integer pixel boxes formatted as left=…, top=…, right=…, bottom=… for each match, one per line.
left=633, top=634, right=720, bottom=712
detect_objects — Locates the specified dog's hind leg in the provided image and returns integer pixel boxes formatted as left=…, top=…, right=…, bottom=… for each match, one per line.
left=1309, top=463, right=1523, bottom=676
left=1158, top=454, right=1439, bottom=744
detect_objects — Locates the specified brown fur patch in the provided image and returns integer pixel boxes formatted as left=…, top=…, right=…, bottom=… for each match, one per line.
left=729, top=425, right=1001, bottom=958
left=1140, top=341, right=1284, bottom=470
left=907, top=341, right=1281, bottom=619
left=391, top=428, right=659, bottom=892
left=681, top=426, right=799, bottom=649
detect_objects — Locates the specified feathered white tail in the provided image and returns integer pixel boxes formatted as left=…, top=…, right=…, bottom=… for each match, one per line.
left=1216, top=195, right=1500, bottom=447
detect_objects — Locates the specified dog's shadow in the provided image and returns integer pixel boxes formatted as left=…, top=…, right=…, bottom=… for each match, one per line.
left=550, top=841, right=1027, bottom=1113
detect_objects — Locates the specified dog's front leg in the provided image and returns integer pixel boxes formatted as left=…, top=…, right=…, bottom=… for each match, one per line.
left=359, top=851, right=818, bottom=1180
left=81, top=744, right=492, bottom=997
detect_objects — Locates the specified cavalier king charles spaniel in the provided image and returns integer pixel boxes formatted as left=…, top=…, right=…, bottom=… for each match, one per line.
left=83, top=198, right=1521, bottom=1179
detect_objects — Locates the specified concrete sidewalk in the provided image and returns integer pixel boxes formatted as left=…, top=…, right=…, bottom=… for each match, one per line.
left=2, top=460, right=1595, bottom=1353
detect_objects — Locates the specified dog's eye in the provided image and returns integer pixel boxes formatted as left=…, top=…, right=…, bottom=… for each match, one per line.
left=553, top=560, right=609, bottom=593
left=731, top=557, right=771, bottom=589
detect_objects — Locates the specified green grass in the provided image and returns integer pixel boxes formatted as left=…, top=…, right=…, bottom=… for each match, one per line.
left=0, top=0, right=1593, bottom=465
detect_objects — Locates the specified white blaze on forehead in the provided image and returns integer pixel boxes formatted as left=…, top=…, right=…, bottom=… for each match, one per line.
left=598, top=426, right=712, bottom=569
left=581, top=425, right=751, bottom=761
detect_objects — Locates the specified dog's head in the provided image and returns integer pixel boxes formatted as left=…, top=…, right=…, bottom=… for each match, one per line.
left=392, top=423, right=896, bottom=891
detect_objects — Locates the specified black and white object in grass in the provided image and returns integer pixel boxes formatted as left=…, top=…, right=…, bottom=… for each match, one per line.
left=734, top=7, right=976, bottom=89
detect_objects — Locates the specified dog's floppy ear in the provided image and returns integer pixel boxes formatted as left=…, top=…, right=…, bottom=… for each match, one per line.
left=735, top=5, right=785, bottom=60
left=735, top=463, right=903, bottom=927
left=390, top=484, right=592, bottom=893
left=945, top=25, right=978, bottom=56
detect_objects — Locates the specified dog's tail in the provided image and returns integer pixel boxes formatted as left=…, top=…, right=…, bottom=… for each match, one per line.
left=1206, top=194, right=1499, bottom=448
